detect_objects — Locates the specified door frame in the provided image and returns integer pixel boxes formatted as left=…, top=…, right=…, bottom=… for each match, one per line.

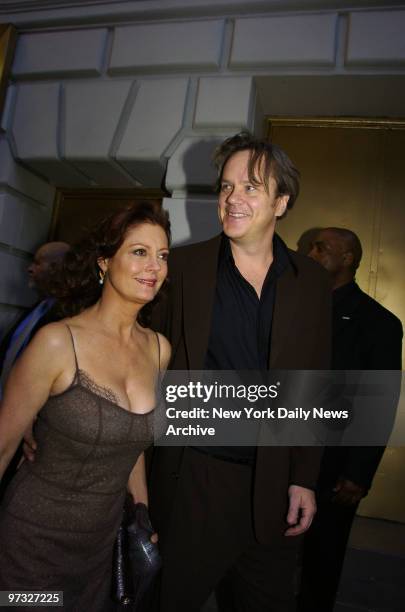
left=49, top=187, right=167, bottom=241
left=266, top=116, right=405, bottom=133
left=0, top=24, right=17, bottom=120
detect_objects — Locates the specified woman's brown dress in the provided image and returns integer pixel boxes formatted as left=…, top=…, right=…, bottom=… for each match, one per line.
left=0, top=335, right=156, bottom=611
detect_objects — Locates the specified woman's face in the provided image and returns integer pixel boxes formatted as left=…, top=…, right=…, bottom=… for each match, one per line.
left=100, top=222, right=169, bottom=305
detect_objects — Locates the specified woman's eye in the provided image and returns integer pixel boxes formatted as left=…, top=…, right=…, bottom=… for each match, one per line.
left=132, top=248, right=146, bottom=256
left=220, top=183, right=231, bottom=192
left=158, top=252, right=169, bottom=261
left=245, top=185, right=256, bottom=192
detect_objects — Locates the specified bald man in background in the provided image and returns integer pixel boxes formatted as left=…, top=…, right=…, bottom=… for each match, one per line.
left=0, top=241, right=70, bottom=384
left=298, top=227, right=403, bottom=612
left=27, top=242, right=70, bottom=290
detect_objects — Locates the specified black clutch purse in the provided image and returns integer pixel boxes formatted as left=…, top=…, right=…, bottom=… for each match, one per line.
left=112, top=496, right=162, bottom=610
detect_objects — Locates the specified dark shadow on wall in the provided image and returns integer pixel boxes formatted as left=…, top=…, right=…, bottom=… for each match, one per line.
left=172, top=138, right=223, bottom=247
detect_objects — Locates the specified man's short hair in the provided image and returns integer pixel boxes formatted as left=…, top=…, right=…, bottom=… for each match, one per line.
left=213, top=131, right=300, bottom=211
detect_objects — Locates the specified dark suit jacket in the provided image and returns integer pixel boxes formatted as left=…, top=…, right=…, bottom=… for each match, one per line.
left=149, top=233, right=332, bottom=545
left=0, top=303, right=60, bottom=374
left=319, top=281, right=403, bottom=492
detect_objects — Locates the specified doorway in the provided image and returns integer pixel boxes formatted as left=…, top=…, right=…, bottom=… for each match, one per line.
left=51, top=188, right=165, bottom=244
left=268, top=117, right=405, bottom=523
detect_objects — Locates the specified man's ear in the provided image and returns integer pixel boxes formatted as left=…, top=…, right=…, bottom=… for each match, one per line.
left=97, top=257, right=108, bottom=273
left=275, top=194, right=290, bottom=218
left=342, top=251, right=354, bottom=268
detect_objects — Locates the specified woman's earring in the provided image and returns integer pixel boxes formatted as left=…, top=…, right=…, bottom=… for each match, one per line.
left=99, top=270, right=105, bottom=285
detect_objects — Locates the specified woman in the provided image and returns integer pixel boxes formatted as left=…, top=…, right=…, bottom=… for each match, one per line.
left=0, top=201, right=171, bottom=610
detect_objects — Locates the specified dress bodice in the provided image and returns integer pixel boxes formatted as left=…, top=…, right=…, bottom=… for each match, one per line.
left=2, top=337, right=159, bottom=533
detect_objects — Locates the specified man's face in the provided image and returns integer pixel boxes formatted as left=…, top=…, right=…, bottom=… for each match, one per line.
left=308, top=230, right=348, bottom=275
left=27, top=245, right=52, bottom=290
left=217, top=150, right=289, bottom=245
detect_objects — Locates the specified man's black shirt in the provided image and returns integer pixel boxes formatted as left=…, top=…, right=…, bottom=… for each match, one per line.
left=205, top=233, right=289, bottom=370
left=196, top=233, right=290, bottom=464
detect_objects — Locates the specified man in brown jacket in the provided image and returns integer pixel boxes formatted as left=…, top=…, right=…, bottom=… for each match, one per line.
left=150, top=133, right=331, bottom=612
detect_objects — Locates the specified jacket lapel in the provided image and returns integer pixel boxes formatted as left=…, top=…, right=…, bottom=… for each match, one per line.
left=182, top=235, right=222, bottom=369
left=269, top=259, right=299, bottom=369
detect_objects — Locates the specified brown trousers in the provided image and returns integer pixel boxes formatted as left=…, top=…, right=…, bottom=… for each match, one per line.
left=157, top=448, right=300, bottom=612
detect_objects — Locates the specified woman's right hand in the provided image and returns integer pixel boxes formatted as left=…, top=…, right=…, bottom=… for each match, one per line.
left=22, top=423, right=37, bottom=463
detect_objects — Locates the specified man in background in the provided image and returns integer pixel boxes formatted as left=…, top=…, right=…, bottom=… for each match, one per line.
left=0, top=241, right=69, bottom=497
left=0, top=241, right=70, bottom=385
left=298, top=227, right=403, bottom=611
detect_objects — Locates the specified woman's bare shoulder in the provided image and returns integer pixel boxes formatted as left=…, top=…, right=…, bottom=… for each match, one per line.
left=155, top=332, right=171, bottom=370
left=140, top=327, right=171, bottom=370
left=30, top=320, right=73, bottom=352
left=10, top=321, right=74, bottom=382
left=155, top=331, right=171, bottom=351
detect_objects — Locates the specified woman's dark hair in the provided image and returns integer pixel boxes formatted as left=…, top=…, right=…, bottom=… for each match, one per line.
left=213, top=131, right=300, bottom=212
left=51, top=200, right=170, bottom=325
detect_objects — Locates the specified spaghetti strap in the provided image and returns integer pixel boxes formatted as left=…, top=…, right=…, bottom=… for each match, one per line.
left=65, top=325, right=79, bottom=375
left=155, top=332, right=161, bottom=372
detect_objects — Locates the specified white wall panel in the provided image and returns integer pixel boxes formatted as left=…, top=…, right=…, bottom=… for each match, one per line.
left=12, top=83, right=60, bottom=160
left=12, top=29, right=108, bottom=78
left=64, top=80, right=132, bottom=159
left=346, top=10, right=405, bottom=66
left=64, top=80, right=137, bottom=186
left=0, top=137, right=55, bottom=209
left=117, top=79, right=189, bottom=185
left=194, top=76, right=254, bottom=129
left=229, top=14, right=337, bottom=69
left=110, top=20, right=224, bottom=73
left=0, top=191, right=50, bottom=252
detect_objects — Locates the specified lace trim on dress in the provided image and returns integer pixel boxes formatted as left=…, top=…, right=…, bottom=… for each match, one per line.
left=77, top=369, right=120, bottom=406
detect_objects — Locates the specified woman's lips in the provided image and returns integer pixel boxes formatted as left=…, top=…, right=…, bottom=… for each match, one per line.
left=136, top=278, right=157, bottom=287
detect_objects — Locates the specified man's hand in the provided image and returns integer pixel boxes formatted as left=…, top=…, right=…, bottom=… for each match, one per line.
left=332, top=478, right=365, bottom=506
left=285, top=485, right=316, bottom=536
left=22, top=424, right=37, bottom=463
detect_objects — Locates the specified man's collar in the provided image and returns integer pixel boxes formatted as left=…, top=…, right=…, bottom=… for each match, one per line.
left=272, top=233, right=291, bottom=276
left=333, top=280, right=358, bottom=302
left=219, top=232, right=293, bottom=275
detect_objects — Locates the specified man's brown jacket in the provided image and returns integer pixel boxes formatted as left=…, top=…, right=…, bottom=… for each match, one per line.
left=149, top=233, right=331, bottom=545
